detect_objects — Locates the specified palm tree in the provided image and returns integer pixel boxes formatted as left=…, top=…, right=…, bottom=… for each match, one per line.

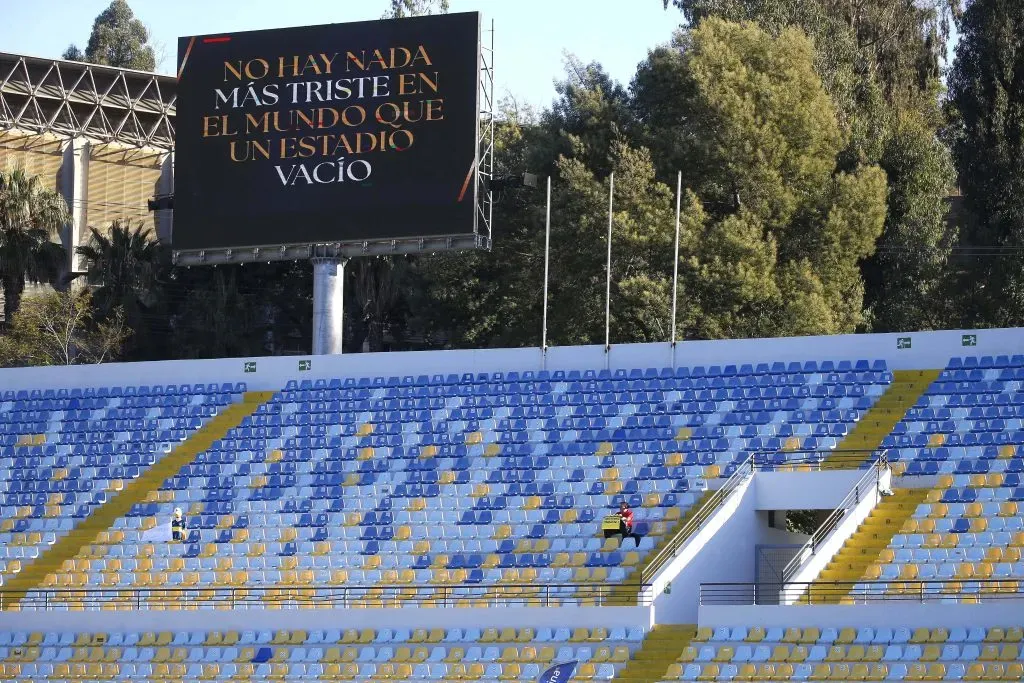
left=75, top=220, right=165, bottom=320
left=0, top=168, right=70, bottom=323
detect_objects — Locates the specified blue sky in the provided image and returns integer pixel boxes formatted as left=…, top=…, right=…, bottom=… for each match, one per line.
left=0, top=0, right=684, bottom=111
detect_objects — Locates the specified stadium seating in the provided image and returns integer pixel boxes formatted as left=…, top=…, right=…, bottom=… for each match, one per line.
left=1, top=624, right=1020, bottom=681
left=0, top=384, right=247, bottom=589
left=4, top=348, right=1022, bottom=682
left=847, top=355, right=1024, bottom=596
left=0, top=626, right=642, bottom=681
left=657, top=624, right=1024, bottom=681
left=8, top=361, right=892, bottom=606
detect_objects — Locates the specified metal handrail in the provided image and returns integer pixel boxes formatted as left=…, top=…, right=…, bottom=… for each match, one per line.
left=638, top=457, right=754, bottom=583
left=0, top=582, right=655, bottom=611
left=750, top=447, right=887, bottom=469
left=700, top=580, right=1024, bottom=605
left=781, top=459, right=882, bottom=582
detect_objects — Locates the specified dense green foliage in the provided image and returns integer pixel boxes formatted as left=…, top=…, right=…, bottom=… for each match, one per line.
left=947, top=0, right=1024, bottom=327
left=385, top=0, right=449, bottom=19
left=2, top=0, right=1017, bottom=363
left=0, top=168, right=69, bottom=324
left=0, top=289, right=130, bottom=366
left=63, top=0, right=156, bottom=71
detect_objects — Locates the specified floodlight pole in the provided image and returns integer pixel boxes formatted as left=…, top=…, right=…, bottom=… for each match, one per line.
left=604, top=172, right=614, bottom=353
left=671, top=170, right=681, bottom=346
left=542, top=175, right=552, bottom=352
left=312, top=257, right=347, bottom=355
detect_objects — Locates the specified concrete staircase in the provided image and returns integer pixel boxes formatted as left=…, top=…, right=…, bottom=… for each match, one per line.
left=614, top=624, right=696, bottom=682
left=1, top=391, right=275, bottom=608
left=802, top=488, right=929, bottom=603
left=823, top=370, right=939, bottom=469
left=612, top=489, right=717, bottom=605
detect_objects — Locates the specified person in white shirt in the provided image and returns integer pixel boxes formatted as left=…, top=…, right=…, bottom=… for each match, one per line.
left=878, top=453, right=894, bottom=497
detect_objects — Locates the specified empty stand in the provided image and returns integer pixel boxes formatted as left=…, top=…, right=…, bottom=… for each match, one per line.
left=822, top=370, right=940, bottom=469
left=0, top=384, right=265, bottom=601
left=800, top=355, right=1024, bottom=601
left=12, top=361, right=893, bottom=608
left=655, top=624, right=1024, bottom=682
left=0, top=626, right=644, bottom=681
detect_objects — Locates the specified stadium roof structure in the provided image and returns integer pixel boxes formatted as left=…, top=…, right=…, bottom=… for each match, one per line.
left=0, top=52, right=175, bottom=150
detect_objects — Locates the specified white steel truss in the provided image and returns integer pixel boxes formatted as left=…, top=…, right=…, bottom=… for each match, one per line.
left=0, top=52, right=175, bottom=150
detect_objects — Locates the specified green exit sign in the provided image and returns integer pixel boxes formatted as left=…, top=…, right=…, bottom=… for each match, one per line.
left=299, top=359, right=312, bottom=371
left=243, top=361, right=257, bottom=373
left=897, top=337, right=912, bottom=350
left=962, top=334, right=977, bottom=347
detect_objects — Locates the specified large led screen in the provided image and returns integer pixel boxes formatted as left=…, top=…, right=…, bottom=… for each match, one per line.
left=174, top=12, right=480, bottom=251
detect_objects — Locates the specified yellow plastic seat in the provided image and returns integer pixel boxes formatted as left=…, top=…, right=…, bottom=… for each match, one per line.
left=810, top=663, right=832, bottom=681
left=965, top=663, right=986, bottom=680
left=697, top=663, right=720, bottom=681
left=836, top=628, right=856, bottom=645
left=570, top=628, right=589, bottom=643
left=788, top=646, right=809, bottom=663
left=782, top=627, right=802, bottom=643
left=800, top=627, right=821, bottom=644
left=677, top=646, right=698, bottom=662
left=825, top=646, right=846, bottom=662
left=746, top=627, right=766, bottom=642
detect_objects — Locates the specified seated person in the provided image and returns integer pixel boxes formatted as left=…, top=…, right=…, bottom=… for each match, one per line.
left=605, top=501, right=640, bottom=548
left=171, top=507, right=186, bottom=542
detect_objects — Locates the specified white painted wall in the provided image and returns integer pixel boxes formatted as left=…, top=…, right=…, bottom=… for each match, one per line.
left=755, top=471, right=865, bottom=511
left=699, top=601, right=1024, bottom=629
left=648, top=468, right=887, bottom=622
left=782, top=474, right=881, bottom=601
left=650, top=476, right=758, bottom=624
left=0, top=327, right=1019, bottom=393
left=0, top=605, right=652, bottom=634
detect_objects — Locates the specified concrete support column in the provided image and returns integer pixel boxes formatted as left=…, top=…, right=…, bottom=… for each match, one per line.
left=61, top=138, right=89, bottom=275
left=155, top=151, right=174, bottom=243
left=312, top=257, right=347, bottom=355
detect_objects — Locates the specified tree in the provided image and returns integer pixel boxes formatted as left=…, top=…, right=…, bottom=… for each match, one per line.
left=348, top=256, right=410, bottom=352
left=75, top=220, right=166, bottom=357
left=63, top=0, right=156, bottom=71
left=62, top=45, right=86, bottom=62
left=862, top=112, right=957, bottom=331
left=76, top=221, right=164, bottom=318
left=169, top=268, right=265, bottom=359
left=0, top=168, right=69, bottom=325
left=661, top=0, right=957, bottom=110
left=167, top=262, right=313, bottom=359
left=657, top=0, right=959, bottom=333
left=385, top=0, right=449, bottom=18
left=947, top=0, right=1024, bottom=327
left=545, top=142, right=678, bottom=345
left=0, top=289, right=130, bottom=367
left=542, top=56, right=635, bottom=178
left=667, top=19, right=889, bottom=339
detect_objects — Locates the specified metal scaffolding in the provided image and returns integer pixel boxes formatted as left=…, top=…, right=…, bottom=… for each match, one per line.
left=0, top=52, right=175, bottom=150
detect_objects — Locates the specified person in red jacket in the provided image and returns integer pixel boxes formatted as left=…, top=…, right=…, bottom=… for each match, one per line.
left=617, top=501, right=640, bottom=547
